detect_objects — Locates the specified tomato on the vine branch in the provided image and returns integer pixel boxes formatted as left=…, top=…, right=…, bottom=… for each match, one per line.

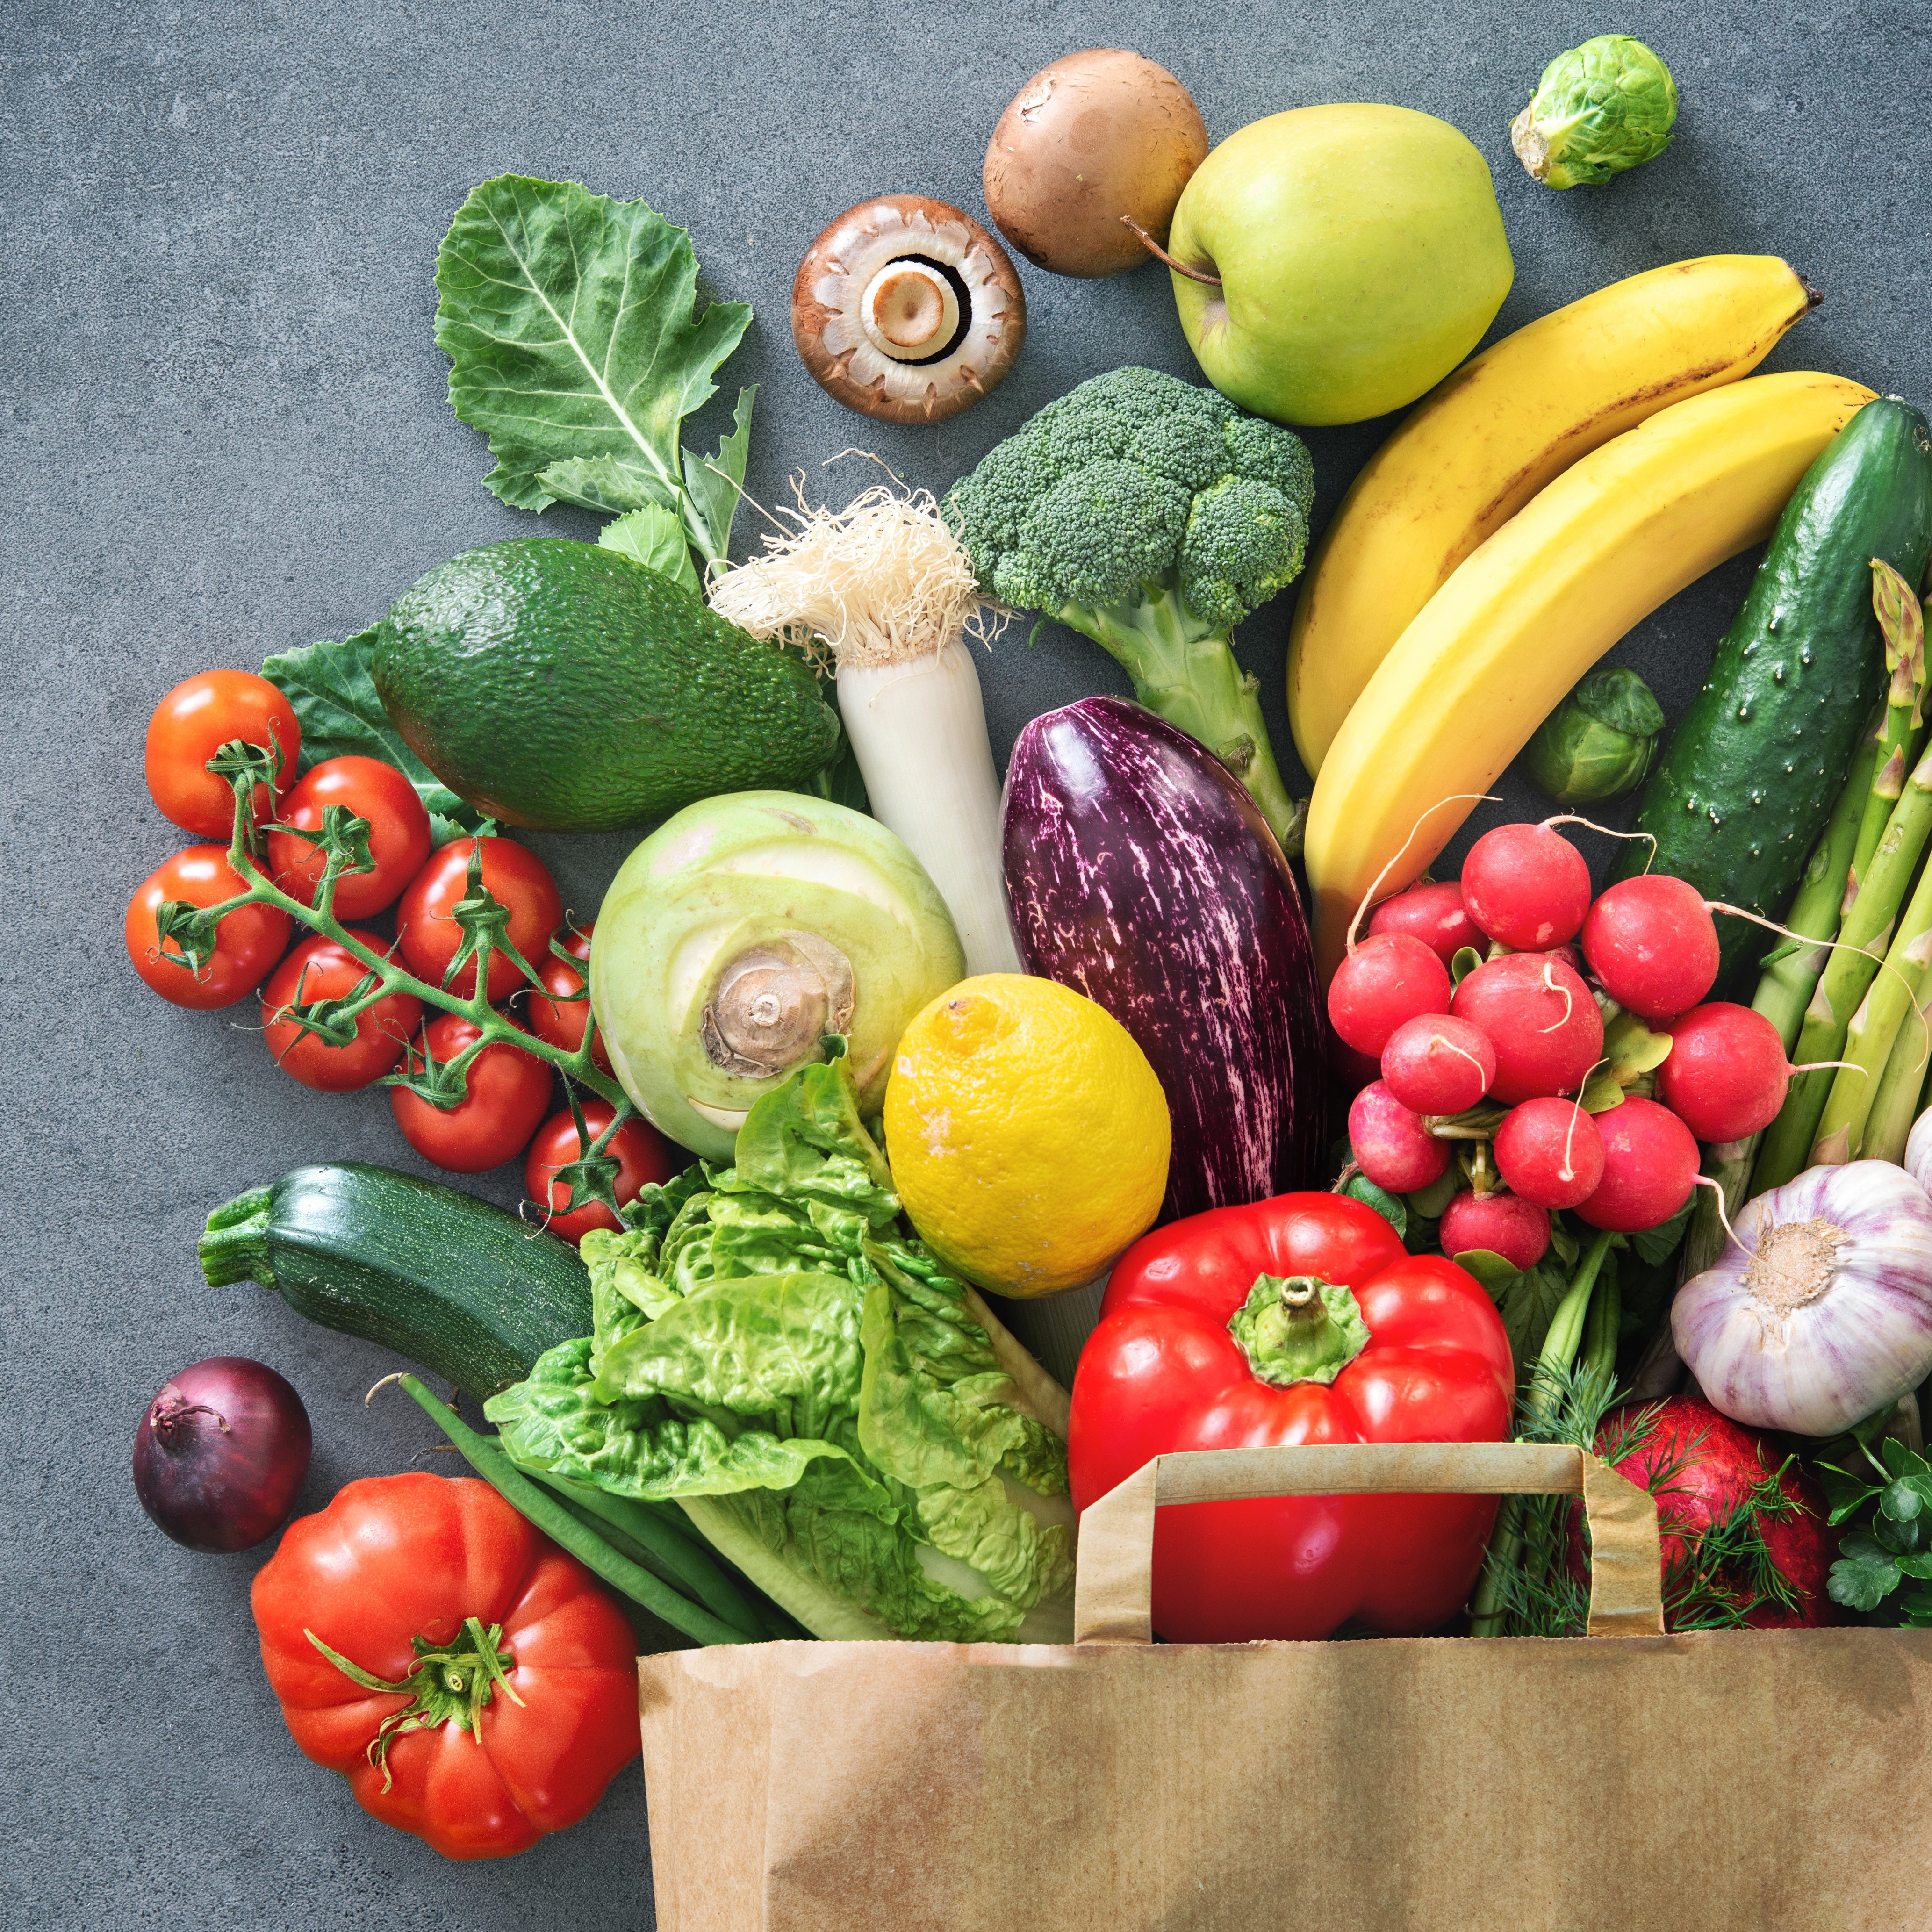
left=390, top=1011, right=553, bottom=1173
left=126, top=846, right=291, bottom=1010
left=269, top=757, right=432, bottom=919
left=397, top=838, right=562, bottom=1002
left=145, top=670, right=299, bottom=839
left=262, top=931, right=423, bottom=1091
left=524, top=1102, right=675, bottom=1242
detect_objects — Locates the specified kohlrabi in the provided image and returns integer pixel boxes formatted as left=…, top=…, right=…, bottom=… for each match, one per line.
left=589, top=791, right=964, bottom=1160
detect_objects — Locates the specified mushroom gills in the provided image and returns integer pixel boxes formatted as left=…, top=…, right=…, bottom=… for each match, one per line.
left=699, top=932, right=857, bottom=1079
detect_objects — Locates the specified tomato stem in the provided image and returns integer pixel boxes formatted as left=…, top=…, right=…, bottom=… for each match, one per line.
left=305, top=1615, right=524, bottom=1793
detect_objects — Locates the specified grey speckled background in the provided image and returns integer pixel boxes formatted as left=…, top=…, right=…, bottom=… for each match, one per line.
left=5, top=0, right=1928, bottom=1923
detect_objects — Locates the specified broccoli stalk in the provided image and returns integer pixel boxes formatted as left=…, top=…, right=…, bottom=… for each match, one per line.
left=1051, top=582, right=1304, bottom=853
left=943, top=367, right=1315, bottom=857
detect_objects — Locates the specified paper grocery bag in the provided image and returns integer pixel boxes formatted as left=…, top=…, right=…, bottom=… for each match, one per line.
left=636, top=1441, right=1932, bottom=1932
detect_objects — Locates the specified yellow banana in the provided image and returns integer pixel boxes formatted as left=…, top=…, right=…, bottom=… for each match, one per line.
left=1305, top=370, right=1874, bottom=982
left=1286, top=255, right=1819, bottom=776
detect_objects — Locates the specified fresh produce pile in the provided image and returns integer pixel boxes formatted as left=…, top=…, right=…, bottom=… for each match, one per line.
left=125, top=32, right=1932, bottom=1863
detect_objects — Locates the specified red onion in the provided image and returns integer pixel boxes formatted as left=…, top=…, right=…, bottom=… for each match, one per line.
left=133, top=1357, right=312, bottom=1551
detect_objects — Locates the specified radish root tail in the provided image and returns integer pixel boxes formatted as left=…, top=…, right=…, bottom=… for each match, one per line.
left=1691, top=1174, right=1747, bottom=1259
left=1346, top=794, right=1502, bottom=956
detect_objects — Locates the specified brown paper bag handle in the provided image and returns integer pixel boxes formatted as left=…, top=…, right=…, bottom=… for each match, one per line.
left=1073, top=1441, right=1664, bottom=1645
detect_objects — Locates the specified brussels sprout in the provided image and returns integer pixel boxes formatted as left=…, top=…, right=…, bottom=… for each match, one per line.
left=1511, top=36, right=1678, bottom=190
left=1526, top=667, right=1666, bottom=804
left=589, top=791, right=965, bottom=1159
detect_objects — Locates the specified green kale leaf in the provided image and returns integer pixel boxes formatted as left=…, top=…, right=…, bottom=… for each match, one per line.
left=435, top=175, right=754, bottom=573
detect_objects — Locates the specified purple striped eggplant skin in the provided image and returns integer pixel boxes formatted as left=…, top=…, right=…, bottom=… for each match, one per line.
left=1001, top=695, right=1326, bottom=1222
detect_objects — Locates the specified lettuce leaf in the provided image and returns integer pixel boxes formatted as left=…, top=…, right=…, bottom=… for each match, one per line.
left=484, top=1054, right=1074, bottom=1643
left=434, top=175, right=754, bottom=572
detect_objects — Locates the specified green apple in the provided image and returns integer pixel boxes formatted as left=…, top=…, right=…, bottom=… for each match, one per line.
left=1167, top=104, right=1513, bottom=425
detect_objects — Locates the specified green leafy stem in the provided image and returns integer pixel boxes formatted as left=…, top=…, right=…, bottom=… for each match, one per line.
left=145, top=737, right=635, bottom=1221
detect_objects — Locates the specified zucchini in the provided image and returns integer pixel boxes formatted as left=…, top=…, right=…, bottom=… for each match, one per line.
left=200, top=1163, right=591, bottom=1402
left=1623, top=396, right=1932, bottom=988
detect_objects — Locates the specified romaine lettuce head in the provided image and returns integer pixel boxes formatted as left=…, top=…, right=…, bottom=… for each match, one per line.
left=484, top=1052, right=1075, bottom=1643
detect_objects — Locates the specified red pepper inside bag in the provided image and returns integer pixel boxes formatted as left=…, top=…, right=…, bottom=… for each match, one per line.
left=1069, top=1193, right=1515, bottom=1643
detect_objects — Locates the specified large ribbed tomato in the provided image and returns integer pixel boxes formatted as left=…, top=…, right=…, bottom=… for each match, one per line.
left=1069, top=1193, right=1514, bottom=1642
left=252, top=1473, right=639, bottom=1860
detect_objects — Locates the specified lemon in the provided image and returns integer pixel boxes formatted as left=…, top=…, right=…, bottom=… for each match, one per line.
left=883, top=974, right=1171, bottom=1298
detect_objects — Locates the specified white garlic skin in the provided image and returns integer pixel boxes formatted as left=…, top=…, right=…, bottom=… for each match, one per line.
left=1672, top=1160, right=1932, bottom=1436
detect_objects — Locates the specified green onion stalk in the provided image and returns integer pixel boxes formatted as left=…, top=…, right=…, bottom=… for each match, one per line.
left=1681, top=725, right=1880, bottom=1277
left=390, top=1374, right=805, bottom=1646
left=146, top=737, right=635, bottom=1219
left=1752, top=744, right=1932, bottom=1197
left=1469, top=1229, right=1618, bottom=1638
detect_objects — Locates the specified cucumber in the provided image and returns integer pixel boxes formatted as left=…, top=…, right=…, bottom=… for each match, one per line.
left=200, top=1163, right=592, bottom=1402
left=1623, top=396, right=1932, bottom=988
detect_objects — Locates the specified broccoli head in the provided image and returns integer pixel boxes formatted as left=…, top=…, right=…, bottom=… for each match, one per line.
left=941, top=366, right=1316, bottom=856
left=942, top=366, right=1314, bottom=633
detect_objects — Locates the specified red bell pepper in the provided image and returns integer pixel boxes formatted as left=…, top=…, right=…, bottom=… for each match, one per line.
left=1068, top=1193, right=1515, bottom=1642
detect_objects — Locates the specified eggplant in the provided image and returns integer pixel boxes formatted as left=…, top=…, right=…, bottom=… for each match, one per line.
left=1002, top=696, right=1326, bottom=1222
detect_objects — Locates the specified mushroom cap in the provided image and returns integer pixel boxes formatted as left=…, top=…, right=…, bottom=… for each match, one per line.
left=791, top=194, right=1026, bottom=425
left=984, top=48, right=1209, bottom=279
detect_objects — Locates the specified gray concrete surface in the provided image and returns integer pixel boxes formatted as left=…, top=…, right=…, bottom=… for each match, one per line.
left=5, top=0, right=1928, bottom=1923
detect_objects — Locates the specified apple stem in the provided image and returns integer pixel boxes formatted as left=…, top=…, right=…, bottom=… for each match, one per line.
left=1119, top=217, right=1222, bottom=287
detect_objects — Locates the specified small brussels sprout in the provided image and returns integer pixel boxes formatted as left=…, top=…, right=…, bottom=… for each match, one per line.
left=1512, top=36, right=1678, bottom=190
left=1526, top=667, right=1666, bottom=804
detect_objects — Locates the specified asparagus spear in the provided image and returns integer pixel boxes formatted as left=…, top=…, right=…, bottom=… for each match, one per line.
left=1861, top=970, right=1932, bottom=1164
left=1754, top=713, right=1884, bottom=1047
left=1751, top=746, right=1932, bottom=1196
left=1681, top=729, right=1880, bottom=1277
left=1812, top=851, right=1932, bottom=1164
left=1851, top=560, right=1929, bottom=883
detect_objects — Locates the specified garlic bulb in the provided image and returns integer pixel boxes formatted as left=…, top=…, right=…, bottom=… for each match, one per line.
left=1672, top=1159, right=1932, bottom=1436
left=1907, top=1106, right=1932, bottom=1196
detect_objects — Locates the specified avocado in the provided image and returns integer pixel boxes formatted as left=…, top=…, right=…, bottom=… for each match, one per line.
left=372, top=538, right=841, bottom=833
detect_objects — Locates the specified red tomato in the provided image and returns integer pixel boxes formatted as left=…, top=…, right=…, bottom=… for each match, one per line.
left=524, top=1103, right=675, bottom=1242
left=397, top=838, right=563, bottom=1002
left=125, top=845, right=291, bottom=1010
left=526, top=923, right=612, bottom=1073
left=1069, top=1194, right=1515, bottom=1644
left=261, top=930, right=424, bottom=1091
left=145, top=670, right=300, bottom=837
left=391, top=1011, right=553, bottom=1172
left=268, top=756, right=433, bottom=919
left=251, top=1473, right=639, bottom=1860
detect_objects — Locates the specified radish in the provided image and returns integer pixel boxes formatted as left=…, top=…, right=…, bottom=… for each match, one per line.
left=1657, top=1003, right=1790, bottom=1141
left=1366, top=881, right=1481, bottom=967
left=1494, top=1096, right=1605, bottom=1208
left=1580, top=875, right=1720, bottom=1020
left=1574, top=1097, right=1699, bottom=1232
left=1348, top=1080, right=1451, bottom=1192
left=1328, top=932, right=1452, bottom=1056
left=1461, top=824, right=1593, bottom=951
left=1449, top=953, right=1603, bottom=1104
left=1380, top=1013, right=1495, bottom=1113
left=1440, top=1188, right=1551, bottom=1271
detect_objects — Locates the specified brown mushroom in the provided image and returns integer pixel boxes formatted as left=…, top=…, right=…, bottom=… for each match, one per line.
left=983, top=48, right=1209, bottom=279
left=791, top=194, right=1025, bottom=424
